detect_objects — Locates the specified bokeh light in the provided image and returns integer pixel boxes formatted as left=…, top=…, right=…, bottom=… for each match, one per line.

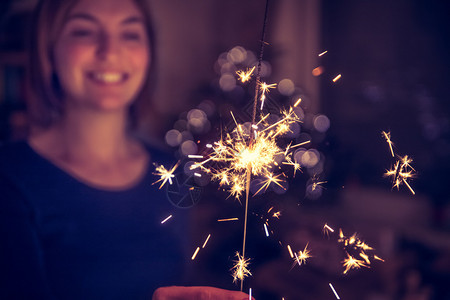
left=165, top=129, right=182, bottom=147
left=313, top=114, right=331, bottom=133
left=278, top=78, right=295, bottom=96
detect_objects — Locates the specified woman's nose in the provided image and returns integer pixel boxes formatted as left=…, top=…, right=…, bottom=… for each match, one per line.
left=96, top=34, right=120, bottom=61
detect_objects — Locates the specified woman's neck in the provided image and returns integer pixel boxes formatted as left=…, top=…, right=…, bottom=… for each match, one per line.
left=32, top=109, right=137, bottom=165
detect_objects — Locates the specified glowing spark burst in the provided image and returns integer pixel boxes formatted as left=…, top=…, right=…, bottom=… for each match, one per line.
left=259, top=81, right=277, bottom=94
left=384, top=155, right=416, bottom=194
left=335, top=228, right=383, bottom=274
left=152, top=162, right=179, bottom=188
left=311, top=175, right=327, bottom=191
left=272, top=211, right=281, bottom=219
left=255, top=174, right=285, bottom=196
left=236, top=66, right=256, bottom=83
left=231, top=252, right=252, bottom=283
left=329, top=283, right=340, bottom=299
left=258, top=81, right=277, bottom=110
left=282, top=155, right=302, bottom=176
left=318, top=50, right=328, bottom=57
left=190, top=102, right=308, bottom=200
left=342, top=253, right=367, bottom=274
left=293, top=244, right=312, bottom=266
left=382, top=131, right=416, bottom=194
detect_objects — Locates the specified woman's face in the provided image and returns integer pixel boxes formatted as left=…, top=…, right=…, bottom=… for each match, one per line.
left=53, top=0, right=150, bottom=113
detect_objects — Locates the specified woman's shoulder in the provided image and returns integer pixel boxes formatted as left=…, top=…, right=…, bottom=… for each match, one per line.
left=0, top=140, right=33, bottom=168
left=0, top=140, right=38, bottom=193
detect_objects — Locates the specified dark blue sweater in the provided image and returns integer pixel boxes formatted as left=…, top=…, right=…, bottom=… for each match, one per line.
left=0, top=141, right=186, bottom=299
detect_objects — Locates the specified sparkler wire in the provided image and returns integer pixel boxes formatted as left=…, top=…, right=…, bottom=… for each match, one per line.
left=251, top=0, right=270, bottom=124
left=240, top=0, right=270, bottom=292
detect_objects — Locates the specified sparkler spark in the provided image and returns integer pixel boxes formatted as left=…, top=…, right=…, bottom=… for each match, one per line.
left=384, top=155, right=416, bottom=194
left=287, top=245, right=294, bottom=258
left=236, top=66, right=256, bottom=83
left=263, top=223, right=270, bottom=237
left=231, top=252, right=252, bottom=283
left=293, top=244, right=312, bottom=266
left=332, top=74, right=342, bottom=82
left=202, top=234, right=211, bottom=248
left=311, top=175, right=327, bottom=191
left=217, top=218, right=239, bottom=222
left=336, top=229, right=382, bottom=274
left=381, top=131, right=395, bottom=157
left=191, top=247, right=200, bottom=260
left=323, top=223, right=335, bottom=234
left=254, top=174, right=285, bottom=196
left=152, top=162, right=179, bottom=188
left=342, top=253, right=368, bottom=274
left=160, top=215, right=172, bottom=224
left=323, top=223, right=334, bottom=239
left=382, top=131, right=416, bottom=194
left=329, top=283, right=340, bottom=299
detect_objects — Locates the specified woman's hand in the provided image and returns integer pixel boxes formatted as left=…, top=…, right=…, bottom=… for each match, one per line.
left=152, top=286, right=254, bottom=300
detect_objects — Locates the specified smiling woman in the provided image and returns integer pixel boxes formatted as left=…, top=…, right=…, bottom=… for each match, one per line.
left=0, top=0, right=251, bottom=299
left=28, top=0, right=155, bottom=129
left=53, top=1, right=149, bottom=113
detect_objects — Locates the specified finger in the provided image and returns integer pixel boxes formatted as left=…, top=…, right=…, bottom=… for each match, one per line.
left=152, top=286, right=254, bottom=300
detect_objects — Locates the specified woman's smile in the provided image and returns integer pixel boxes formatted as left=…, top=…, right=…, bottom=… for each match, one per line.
left=87, top=71, right=129, bottom=85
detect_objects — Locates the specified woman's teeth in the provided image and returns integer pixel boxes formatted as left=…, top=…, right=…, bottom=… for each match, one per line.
left=91, top=72, right=125, bottom=83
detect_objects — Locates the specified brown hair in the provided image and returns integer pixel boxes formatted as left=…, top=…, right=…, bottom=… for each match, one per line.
left=27, top=0, right=156, bottom=129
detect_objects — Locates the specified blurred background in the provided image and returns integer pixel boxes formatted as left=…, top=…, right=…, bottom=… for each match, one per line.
left=1, top=0, right=449, bottom=299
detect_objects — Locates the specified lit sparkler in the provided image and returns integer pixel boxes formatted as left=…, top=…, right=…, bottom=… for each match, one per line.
left=188, top=74, right=309, bottom=287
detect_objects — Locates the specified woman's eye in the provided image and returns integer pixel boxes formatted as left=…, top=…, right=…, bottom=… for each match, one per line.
left=70, top=29, right=94, bottom=37
left=122, top=32, right=141, bottom=41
